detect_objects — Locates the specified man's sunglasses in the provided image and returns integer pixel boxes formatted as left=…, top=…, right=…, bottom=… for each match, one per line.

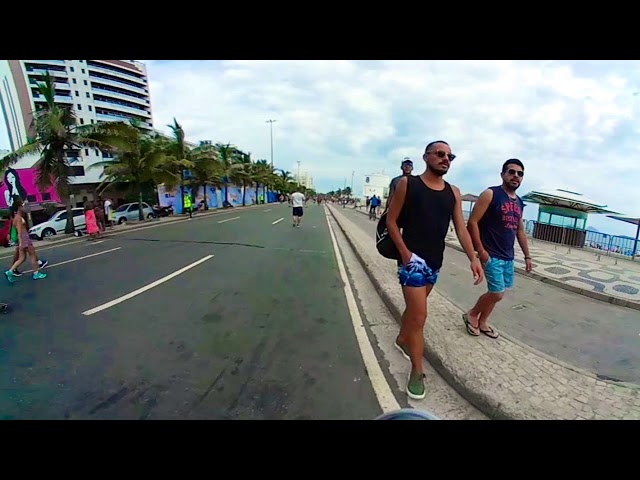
left=506, top=168, right=524, bottom=177
left=427, top=150, right=456, bottom=161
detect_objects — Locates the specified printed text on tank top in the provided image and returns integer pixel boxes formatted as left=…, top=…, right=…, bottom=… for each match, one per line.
left=478, top=185, right=524, bottom=261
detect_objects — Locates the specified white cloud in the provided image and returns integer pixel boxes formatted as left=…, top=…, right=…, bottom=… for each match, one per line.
left=3, top=60, right=640, bottom=236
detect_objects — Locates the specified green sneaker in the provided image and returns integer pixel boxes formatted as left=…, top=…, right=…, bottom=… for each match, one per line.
left=407, top=371, right=426, bottom=400
left=32, top=271, right=47, bottom=280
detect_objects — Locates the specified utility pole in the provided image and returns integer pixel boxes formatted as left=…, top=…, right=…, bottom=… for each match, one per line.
left=266, top=119, right=276, bottom=167
left=350, top=170, right=354, bottom=194
left=297, top=161, right=301, bottom=187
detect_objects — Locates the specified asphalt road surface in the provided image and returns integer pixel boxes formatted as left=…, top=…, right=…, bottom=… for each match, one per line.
left=1, top=205, right=393, bottom=419
left=344, top=207, right=640, bottom=384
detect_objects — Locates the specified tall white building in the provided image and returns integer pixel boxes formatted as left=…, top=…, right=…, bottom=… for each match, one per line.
left=362, top=173, right=390, bottom=199
left=293, top=171, right=314, bottom=190
left=0, top=60, right=153, bottom=185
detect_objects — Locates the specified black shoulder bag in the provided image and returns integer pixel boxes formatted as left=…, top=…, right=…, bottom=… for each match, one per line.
left=375, top=176, right=411, bottom=260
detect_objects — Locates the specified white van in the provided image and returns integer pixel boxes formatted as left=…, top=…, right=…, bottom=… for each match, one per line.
left=28, top=208, right=86, bottom=240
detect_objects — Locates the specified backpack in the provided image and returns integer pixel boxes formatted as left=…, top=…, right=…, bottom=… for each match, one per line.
left=375, top=176, right=412, bottom=260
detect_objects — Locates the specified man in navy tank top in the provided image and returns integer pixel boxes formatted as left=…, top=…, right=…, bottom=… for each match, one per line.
left=386, top=140, right=484, bottom=400
left=464, top=159, right=533, bottom=338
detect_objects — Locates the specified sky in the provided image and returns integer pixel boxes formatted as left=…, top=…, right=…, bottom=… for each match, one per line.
left=1, top=60, right=639, bottom=237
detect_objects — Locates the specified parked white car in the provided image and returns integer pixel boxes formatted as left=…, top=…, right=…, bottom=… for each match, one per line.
left=29, top=208, right=86, bottom=240
left=113, top=202, right=155, bottom=224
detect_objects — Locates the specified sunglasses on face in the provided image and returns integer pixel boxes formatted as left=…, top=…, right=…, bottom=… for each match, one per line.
left=427, top=149, right=456, bottom=161
left=507, top=168, right=524, bottom=177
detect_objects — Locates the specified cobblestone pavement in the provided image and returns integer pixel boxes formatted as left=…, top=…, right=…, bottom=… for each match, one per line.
left=334, top=206, right=640, bottom=420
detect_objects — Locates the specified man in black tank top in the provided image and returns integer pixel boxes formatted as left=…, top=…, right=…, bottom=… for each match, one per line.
left=385, top=140, right=484, bottom=400
left=464, top=159, right=532, bottom=339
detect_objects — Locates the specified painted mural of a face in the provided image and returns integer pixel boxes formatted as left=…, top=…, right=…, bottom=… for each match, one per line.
left=3, top=168, right=28, bottom=208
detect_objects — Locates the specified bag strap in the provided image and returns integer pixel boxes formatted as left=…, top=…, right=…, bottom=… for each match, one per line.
left=384, top=175, right=412, bottom=217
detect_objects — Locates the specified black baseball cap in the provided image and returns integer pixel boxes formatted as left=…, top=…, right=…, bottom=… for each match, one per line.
left=401, top=158, right=413, bottom=166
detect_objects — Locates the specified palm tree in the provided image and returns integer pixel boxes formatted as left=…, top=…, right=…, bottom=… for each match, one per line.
left=185, top=142, right=224, bottom=210
left=0, top=72, right=131, bottom=233
left=274, top=169, right=295, bottom=194
left=231, top=152, right=253, bottom=206
left=165, top=119, right=193, bottom=209
left=252, top=159, right=272, bottom=204
left=89, top=124, right=180, bottom=221
left=215, top=143, right=244, bottom=205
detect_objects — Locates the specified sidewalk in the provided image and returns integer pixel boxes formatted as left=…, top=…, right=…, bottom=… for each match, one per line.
left=30, top=203, right=267, bottom=249
left=331, top=205, right=640, bottom=420
left=354, top=207, right=640, bottom=311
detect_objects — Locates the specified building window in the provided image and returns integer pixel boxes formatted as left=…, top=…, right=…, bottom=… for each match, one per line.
left=73, top=78, right=77, bottom=84
left=81, top=69, right=85, bottom=74
left=27, top=195, right=37, bottom=202
left=69, top=166, right=85, bottom=176
left=77, top=104, right=82, bottom=110
left=88, top=105, right=92, bottom=112
left=75, top=91, right=79, bottom=96
left=90, top=119, right=94, bottom=124
left=70, top=66, right=74, bottom=72
left=94, top=149, right=99, bottom=156
left=84, top=148, right=89, bottom=156
left=84, top=80, right=88, bottom=86
left=42, top=193, right=51, bottom=201
left=80, top=118, right=84, bottom=124
left=86, top=92, right=90, bottom=98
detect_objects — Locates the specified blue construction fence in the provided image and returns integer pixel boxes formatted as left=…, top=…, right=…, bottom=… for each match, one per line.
left=157, top=183, right=278, bottom=214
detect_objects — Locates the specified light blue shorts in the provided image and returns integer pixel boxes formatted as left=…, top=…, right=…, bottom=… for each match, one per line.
left=484, top=256, right=514, bottom=293
left=398, top=253, right=439, bottom=288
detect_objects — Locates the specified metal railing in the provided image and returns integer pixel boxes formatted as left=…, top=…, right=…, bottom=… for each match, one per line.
left=524, top=220, right=639, bottom=260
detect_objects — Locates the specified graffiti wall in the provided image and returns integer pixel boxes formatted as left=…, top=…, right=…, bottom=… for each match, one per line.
left=157, top=183, right=276, bottom=214
left=157, top=184, right=219, bottom=214
left=1, top=167, right=61, bottom=208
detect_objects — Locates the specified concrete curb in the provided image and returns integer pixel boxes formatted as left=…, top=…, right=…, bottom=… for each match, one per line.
left=353, top=208, right=640, bottom=312
left=331, top=205, right=640, bottom=420
left=33, top=203, right=268, bottom=248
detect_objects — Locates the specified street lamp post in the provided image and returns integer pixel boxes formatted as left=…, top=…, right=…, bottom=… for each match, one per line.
left=266, top=119, right=276, bottom=167
left=297, top=161, right=301, bottom=187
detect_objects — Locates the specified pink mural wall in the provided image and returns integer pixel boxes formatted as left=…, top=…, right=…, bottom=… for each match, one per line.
left=1, top=167, right=61, bottom=208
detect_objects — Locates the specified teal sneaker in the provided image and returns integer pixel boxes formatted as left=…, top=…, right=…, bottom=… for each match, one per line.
left=33, top=271, right=47, bottom=280
left=407, top=371, right=426, bottom=400
left=4, top=270, right=14, bottom=284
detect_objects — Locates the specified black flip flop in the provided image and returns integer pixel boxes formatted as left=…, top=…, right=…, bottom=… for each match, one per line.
left=462, top=313, right=479, bottom=336
left=479, top=326, right=499, bottom=339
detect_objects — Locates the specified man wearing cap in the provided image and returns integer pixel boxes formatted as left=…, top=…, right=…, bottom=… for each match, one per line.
left=387, top=158, right=413, bottom=208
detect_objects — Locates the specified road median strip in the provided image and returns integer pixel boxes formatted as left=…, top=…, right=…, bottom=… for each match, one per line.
left=330, top=205, right=640, bottom=420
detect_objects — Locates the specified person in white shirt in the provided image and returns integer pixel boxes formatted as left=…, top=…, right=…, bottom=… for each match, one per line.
left=103, top=198, right=113, bottom=227
left=290, top=188, right=306, bottom=227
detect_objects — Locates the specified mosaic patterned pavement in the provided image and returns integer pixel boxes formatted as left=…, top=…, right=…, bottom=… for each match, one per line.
left=445, top=232, right=640, bottom=305
left=354, top=207, right=640, bottom=306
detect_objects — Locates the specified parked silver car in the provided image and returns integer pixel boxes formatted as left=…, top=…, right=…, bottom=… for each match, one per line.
left=113, top=202, right=155, bottom=224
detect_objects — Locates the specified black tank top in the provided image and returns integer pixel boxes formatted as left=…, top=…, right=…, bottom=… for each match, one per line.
left=401, top=175, right=456, bottom=271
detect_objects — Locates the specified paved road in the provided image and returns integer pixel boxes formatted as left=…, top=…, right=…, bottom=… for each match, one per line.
left=343, top=207, right=640, bottom=384
left=0, top=205, right=391, bottom=420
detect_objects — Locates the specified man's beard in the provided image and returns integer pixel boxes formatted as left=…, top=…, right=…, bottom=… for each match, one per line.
left=428, top=164, right=448, bottom=177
